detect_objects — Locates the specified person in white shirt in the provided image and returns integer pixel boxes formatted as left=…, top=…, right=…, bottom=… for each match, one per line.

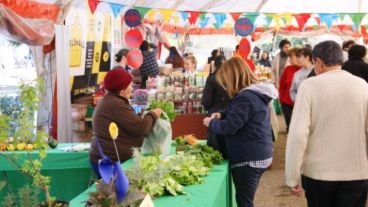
left=289, top=47, right=314, bottom=102
left=285, top=40, right=368, bottom=207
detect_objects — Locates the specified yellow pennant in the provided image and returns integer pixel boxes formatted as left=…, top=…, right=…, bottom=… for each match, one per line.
left=160, top=9, right=174, bottom=23
left=146, top=9, right=156, bottom=21
left=273, top=14, right=282, bottom=31
left=283, top=13, right=293, bottom=26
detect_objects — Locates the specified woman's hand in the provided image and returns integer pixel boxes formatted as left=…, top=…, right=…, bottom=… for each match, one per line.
left=150, top=108, right=162, bottom=118
left=203, top=117, right=212, bottom=127
left=211, top=112, right=221, bottom=119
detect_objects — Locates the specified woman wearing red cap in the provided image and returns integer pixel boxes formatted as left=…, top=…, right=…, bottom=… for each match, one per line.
left=89, top=69, right=162, bottom=177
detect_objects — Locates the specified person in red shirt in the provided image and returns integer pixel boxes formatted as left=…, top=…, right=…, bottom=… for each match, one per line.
left=279, top=47, right=302, bottom=132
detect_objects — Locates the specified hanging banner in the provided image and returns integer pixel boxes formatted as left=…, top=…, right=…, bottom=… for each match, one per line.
left=238, top=38, right=251, bottom=58
left=125, top=28, right=144, bottom=48
left=109, top=3, right=124, bottom=18
left=124, top=9, right=141, bottom=27
left=235, top=18, right=253, bottom=36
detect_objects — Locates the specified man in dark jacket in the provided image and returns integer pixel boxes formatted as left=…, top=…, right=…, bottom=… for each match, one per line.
left=342, top=44, right=368, bottom=82
left=139, top=40, right=160, bottom=88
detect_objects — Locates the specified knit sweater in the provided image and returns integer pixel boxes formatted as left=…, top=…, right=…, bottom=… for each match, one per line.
left=285, top=70, right=368, bottom=187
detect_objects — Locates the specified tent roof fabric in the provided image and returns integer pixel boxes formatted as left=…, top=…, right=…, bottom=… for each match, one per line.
left=42, top=0, right=368, bottom=13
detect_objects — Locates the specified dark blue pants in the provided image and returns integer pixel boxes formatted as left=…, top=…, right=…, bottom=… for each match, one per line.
left=302, top=175, right=368, bottom=207
left=231, top=165, right=267, bottom=207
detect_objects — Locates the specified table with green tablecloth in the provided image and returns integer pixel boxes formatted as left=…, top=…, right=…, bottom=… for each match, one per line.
left=70, top=158, right=236, bottom=207
left=0, top=143, right=94, bottom=201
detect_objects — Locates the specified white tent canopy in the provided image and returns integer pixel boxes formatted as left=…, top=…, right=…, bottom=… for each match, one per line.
left=38, top=0, right=368, bottom=13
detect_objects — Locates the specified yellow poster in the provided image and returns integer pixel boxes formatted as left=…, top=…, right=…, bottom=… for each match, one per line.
left=69, top=13, right=82, bottom=67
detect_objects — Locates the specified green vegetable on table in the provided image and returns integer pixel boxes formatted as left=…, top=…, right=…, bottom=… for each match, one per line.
left=148, top=100, right=176, bottom=121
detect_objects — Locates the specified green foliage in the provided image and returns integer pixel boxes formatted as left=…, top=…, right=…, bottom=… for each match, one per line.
left=14, top=79, right=45, bottom=143
left=2, top=194, right=15, bottom=207
left=148, top=100, right=176, bottom=121
left=0, top=114, right=11, bottom=142
left=184, top=144, right=223, bottom=168
left=0, top=96, right=22, bottom=135
left=1, top=185, right=40, bottom=207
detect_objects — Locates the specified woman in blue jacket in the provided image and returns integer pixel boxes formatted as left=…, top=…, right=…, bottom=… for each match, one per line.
left=203, top=57, right=278, bottom=207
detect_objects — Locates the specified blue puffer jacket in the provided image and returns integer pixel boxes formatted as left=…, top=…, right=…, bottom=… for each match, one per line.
left=209, top=82, right=278, bottom=164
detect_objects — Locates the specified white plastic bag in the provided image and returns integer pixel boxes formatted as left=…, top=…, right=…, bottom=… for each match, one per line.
left=141, top=112, right=172, bottom=156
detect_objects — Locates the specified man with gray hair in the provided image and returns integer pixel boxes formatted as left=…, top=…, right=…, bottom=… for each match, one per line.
left=285, top=40, right=368, bottom=207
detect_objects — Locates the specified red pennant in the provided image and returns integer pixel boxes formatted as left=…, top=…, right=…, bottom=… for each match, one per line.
left=88, top=0, right=100, bottom=14
left=230, top=13, right=242, bottom=22
left=294, top=13, right=311, bottom=31
left=187, top=11, right=201, bottom=25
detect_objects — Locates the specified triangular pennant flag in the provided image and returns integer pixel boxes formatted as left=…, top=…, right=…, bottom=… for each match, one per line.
left=337, top=13, right=347, bottom=20
left=244, top=13, right=259, bottom=24
left=146, top=9, right=156, bottom=21
left=160, top=9, right=174, bottom=22
left=349, top=13, right=366, bottom=29
left=213, top=13, right=227, bottom=28
left=88, top=0, right=100, bottom=14
left=230, top=12, right=242, bottom=22
left=188, top=11, right=201, bottom=25
left=318, top=13, right=337, bottom=29
left=272, top=14, right=282, bottom=31
left=199, top=17, right=210, bottom=28
left=108, top=3, right=124, bottom=18
left=265, top=14, right=274, bottom=26
left=135, top=7, right=150, bottom=19
left=199, top=13, right=207, bottom=21
left=180, top=11, right=189, bottom=22
left=282, top=13, right=293, bottom=26
left=294, top=13, right=311, bottom=32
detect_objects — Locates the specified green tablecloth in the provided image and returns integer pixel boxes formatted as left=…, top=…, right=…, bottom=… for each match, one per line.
left=0, top=143, right=94, bottom=201
left=70, top=158, right=235, bottom=207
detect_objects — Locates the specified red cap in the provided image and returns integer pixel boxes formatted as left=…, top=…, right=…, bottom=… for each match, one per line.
left=103, top=69, right=132, bottom=93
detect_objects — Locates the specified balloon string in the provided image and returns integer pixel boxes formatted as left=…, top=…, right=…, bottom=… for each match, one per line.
left=113, top=140, right=121, bottom=163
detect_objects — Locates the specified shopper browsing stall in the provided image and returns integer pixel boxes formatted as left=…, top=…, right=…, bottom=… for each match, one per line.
left=203, top=57, right=278, bottom=207
left=113, top=48, right=131, bottom=72
left=89, top=69, right=162, bottom=177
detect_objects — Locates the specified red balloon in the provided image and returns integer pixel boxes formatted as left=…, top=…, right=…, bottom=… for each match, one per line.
left=127, top=50, right=143, bottom=69
left=238, top=38, right=251, bottom=59
left=125, top=29, right=143, bottom=48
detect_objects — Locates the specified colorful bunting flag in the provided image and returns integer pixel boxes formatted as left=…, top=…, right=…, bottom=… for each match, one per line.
left=349, top=13, right=366, bottom=30
left=108, top=3, right=124, bottom=18
left=272, top=14, right=282, bottom=31
left=294, top=13, right=311, bottom=31
left=282, top=13, right=293, bottom=26
left=88, top=0, right=100, bottom=14
left=230, top=12, right=242, bottom=22
left=180, top=11, right=189, bottom=22
left=135, top=7, right=150, bottom=19
left=213, top=13, right=227, bottom=29
left=146, top=9, right=156, bottom=21
left=318, top=13, right=338, bottom=29
left=160, top=9, right=175, bottom=22
left=188, top=11, right=201, bottom=25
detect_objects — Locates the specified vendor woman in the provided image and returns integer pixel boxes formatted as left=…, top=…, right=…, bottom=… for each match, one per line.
left=89, top=69, right=162, bottom=177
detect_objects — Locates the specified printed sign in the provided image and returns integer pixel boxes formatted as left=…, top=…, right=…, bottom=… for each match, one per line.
left=235, top=18, right=253, bottom=36
left=124, top=9, right=141, bottom=27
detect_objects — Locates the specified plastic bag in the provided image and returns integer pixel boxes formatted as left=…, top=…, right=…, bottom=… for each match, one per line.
left=141, top=112, right=172, bottom=156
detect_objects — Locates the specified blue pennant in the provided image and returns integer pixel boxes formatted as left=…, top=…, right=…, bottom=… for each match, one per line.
left=109, top=3, right=125, bottom=18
